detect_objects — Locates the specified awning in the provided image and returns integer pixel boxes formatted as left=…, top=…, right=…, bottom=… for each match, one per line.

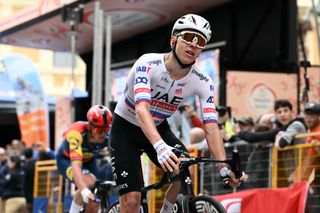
left=0, top=0, right=231, bottom=54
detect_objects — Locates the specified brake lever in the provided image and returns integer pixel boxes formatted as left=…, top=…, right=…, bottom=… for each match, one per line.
left=172, top=149, right=190, bottom=158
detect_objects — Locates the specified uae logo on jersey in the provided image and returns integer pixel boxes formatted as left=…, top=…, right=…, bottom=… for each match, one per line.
left=175, top=88, right=182, bottom=95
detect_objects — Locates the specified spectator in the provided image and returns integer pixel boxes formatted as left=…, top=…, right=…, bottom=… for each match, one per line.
left=38, top=149, right=54, bottom=161
left=274, top=99, right=307, bottom=148
left=0, top=155, right=27, bottom=213
left=272, top=99, right=307, bottom=184
left=237, top=116, right=255, bottom=132
left=22, top=148, right=35, bottom=213
left=0, top=147, right=7, bottom=213
left=184, top=104, right=204, bottom=129
left=217, top=106, right=236, bottom=141
left=0, top=147, right=7, bottom=169
left=289, top=102, right=320, bottom=213
left=288, top=102, right=320, bottom=181
left=32, top=141, right=55, bottom=160
left=235, top=122, right=280, bottom=143
left=10, top=139, right=24, bottom=156
left=235, top=100, right=306, bottom=144
left=255, top=113, right=281, bottom=131
left=189, top=127, right=208, bottom=151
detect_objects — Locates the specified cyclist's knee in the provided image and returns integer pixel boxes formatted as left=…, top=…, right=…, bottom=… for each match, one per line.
left=120, top=192, right=141, bottom=210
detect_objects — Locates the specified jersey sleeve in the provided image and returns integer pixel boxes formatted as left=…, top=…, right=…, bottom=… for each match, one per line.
left=133, top=55, right=152, bottom=105
left=66, top=130, right=83, bottom=162
left=198, top=78, right=218, bottom=124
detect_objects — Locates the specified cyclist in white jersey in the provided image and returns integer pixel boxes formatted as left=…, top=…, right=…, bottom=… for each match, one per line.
left=110, top=14, right=246, bottom=213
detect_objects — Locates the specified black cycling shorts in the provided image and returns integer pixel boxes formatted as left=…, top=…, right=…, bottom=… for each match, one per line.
left=109, top=113, right=188, bottom=195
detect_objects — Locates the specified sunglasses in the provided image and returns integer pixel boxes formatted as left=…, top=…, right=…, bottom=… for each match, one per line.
left=92, top=125, right=110, bottom=133
left=177, top=31, right=207, bottom=49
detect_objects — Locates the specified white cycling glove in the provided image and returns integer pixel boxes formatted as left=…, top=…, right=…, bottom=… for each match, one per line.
left=153, top=139, right=175, bottom=164
left=80, top=188, right=92, bottom=203
left=219, top=166, right=232, bottom=185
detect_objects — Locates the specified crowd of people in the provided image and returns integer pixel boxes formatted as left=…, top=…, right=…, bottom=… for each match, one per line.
left=185, top=99, right=320, bottom=152
left=0, top=139, right=55, bottom=213
left=184, top=99, right=320, bottom=212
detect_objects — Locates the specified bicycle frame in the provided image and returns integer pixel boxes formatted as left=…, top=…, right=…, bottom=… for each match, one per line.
left=105, top=149, right=242, bottom=213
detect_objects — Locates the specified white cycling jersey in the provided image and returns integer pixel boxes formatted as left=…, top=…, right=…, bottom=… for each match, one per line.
left=115, top=53, right=218, bottom=126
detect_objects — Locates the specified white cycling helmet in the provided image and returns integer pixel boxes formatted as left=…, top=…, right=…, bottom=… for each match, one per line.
left=172, top=14, right=212, bottom=41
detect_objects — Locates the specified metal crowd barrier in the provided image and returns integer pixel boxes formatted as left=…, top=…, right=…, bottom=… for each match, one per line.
left=198, top=141, right=320, bottom=213
left=272, top=143, right=320, bottom=213
left=33, top=159, right=64, bottom=213
left=199, top=141, right=273, bottom=195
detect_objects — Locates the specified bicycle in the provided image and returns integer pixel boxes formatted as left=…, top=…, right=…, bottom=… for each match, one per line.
left=103, top=148, right=243, bottom=213
left=80, top=180, right=117, bottom=213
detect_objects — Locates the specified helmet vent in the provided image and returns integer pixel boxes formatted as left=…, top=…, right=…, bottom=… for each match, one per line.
left=191, top=16, right=196, bottom=25
left=102, top=111, right=107, bottom=125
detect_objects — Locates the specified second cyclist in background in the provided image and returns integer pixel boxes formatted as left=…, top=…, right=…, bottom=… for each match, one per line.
left=56, top=105, right=112, bottom=213
left=110, top=14, right=247, bottom=213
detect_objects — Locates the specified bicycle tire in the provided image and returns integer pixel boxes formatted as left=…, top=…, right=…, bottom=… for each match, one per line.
left=182, top=195, right=227, bottom=213
left=103, top=201, right=120, bottom=213
left=104, top=201, right=145, bottom=213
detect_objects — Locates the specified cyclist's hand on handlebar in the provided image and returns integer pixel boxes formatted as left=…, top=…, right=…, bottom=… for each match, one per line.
left=81, top=188, right=95, bottom=203
left=219, top=167, right=248, bottom=188
left=229, top=171, right=248, bottom=187
left=153, top=139, right=179, bottom=172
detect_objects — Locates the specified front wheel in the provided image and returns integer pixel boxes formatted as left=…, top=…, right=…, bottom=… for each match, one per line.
left=182, top=195, right=227, bottom=213
left=103, top=201, right=120, bottom=213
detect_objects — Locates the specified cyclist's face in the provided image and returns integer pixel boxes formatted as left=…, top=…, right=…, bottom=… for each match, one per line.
left=171, top=34, right=202, bottom=64
left=90, top=125, right=109, bottom=143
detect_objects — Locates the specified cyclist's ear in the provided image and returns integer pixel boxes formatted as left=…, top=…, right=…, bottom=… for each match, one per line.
left=170, top=36, right=177, bottom=49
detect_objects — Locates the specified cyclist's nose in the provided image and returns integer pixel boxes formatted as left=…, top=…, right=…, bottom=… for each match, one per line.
left=189, top=37, right=198, bottom=48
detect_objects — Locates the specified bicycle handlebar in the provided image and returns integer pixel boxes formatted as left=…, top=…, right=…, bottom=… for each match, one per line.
left=90, top=180, right=116, bottom=203
left=142, top=148, right=243, bottom=192
left=177, top=149, right=242, bottom=179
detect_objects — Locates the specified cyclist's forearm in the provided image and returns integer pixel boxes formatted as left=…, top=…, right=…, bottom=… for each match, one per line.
left=135, top=102, right=162, bottom=144
left=71, top=161, right=87, bottom=191
left=204, top=123, right=227, bottom=168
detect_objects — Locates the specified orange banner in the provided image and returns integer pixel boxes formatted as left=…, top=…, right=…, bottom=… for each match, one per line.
left=1, top=54, right=49, bottom=147
left=215, top=181, right=308, bottom=213
left=18, top=109, right=48, bottom=147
